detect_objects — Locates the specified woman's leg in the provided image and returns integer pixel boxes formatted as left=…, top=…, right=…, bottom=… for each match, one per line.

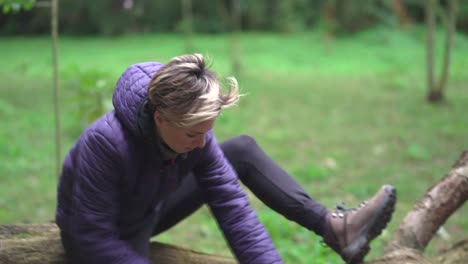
left=150, top=135, right=329, bottom=237
left=151, top=172, right=204, bottom=236
left=220, top=135, right=397, bottom=264
left=219, top=135, right=328, bottom=235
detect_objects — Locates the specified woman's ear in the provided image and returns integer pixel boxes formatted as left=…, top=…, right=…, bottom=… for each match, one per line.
left=153, top=111, right=164, bottom=126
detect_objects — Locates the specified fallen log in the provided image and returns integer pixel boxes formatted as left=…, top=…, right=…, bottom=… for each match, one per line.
left=0, top=223, right=236, bottom=264
left=436, top=238, right=468, bottom=264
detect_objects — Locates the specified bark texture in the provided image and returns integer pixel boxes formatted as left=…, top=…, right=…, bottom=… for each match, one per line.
left=436, top=239, right=468, bottom=264
left=366, top=248, right=431, bottom=264
left=0, top=224, right=236, bottom=264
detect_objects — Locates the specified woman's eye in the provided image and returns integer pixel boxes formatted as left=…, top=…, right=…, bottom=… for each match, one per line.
left=187, top=134, right=196, bottom=138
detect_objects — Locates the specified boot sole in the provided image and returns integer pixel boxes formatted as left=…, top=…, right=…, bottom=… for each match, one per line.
left=342, top=185, right=397, bottom=264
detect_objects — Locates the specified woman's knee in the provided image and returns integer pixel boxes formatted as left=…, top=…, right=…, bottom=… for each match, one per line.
left=223, top=135, right=258, bottom=156
left=234, top=134, right=258, bottom=149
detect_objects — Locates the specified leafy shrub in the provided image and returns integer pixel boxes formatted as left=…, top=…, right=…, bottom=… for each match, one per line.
left=61, top=65, right=114, bottom=138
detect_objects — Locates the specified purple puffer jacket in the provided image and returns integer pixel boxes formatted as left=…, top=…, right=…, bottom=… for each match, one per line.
left=55, top=62, right=283, bottom=264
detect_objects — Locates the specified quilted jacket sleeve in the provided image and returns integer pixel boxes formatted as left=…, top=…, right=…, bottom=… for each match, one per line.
left=193, top=133, right=283, bottom=264
left=70, top=131, right=151, bottom=264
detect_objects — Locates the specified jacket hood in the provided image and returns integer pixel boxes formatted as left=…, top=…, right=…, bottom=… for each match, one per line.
left=112, top=62, right=164, bottom=136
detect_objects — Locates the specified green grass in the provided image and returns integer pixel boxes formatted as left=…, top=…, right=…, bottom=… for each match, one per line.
left=0, top=27, right=467, bottom=263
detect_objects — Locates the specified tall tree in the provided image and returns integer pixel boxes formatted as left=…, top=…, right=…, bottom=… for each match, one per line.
left=231, top=0, right=241, bottom=76
left=389, top=0, right=411, bottom=27
left=426, top=0, right=435, bottom=99
left=181, top=0, right=193, bottom=53
left=321, top=0, right=337, bottom=46
left=426, top=0, right=458, bottom=102
left=51, top=0, right=61, bottom=177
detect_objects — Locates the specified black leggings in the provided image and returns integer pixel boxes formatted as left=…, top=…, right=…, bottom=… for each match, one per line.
left=152, top=135, right=328, bottom=236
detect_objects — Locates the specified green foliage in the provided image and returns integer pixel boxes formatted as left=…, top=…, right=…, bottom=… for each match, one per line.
left=0, top=98, right=14, bottom=115
left=1, top=0, right=34, bottom=13
left=9, top=0, right=468, bottom=35
left=306, top=165, right=332, bottom=181
left=0, top=0, right=464, bottom=35
left=259, top=210, right=340, bottom=263
left=294, top=164, right=333, bottom=182
left=61, top=65, right=114, bottom=137
left=406, top=143, right=430, bottom=161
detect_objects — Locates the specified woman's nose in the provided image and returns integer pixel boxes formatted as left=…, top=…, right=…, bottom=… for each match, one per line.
left=195, top=136, right=206, bottom=148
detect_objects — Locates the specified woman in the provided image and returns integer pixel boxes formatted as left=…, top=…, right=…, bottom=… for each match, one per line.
left=56, top=54, right=396, bottom=264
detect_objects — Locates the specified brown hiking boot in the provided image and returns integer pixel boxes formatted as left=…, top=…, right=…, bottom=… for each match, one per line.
left=322, top=185, right=396, bottom=264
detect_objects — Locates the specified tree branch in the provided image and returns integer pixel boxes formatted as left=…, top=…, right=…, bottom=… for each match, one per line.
left=386, top=151, right=468, bottom=253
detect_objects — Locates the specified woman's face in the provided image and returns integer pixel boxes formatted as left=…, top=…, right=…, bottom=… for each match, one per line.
left=154, top=112, right=216, bottom=154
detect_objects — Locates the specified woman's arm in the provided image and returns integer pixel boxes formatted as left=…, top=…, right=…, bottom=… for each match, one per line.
left=64, top=131, right=151, bottom=264
left=193, top=132, right=283, bottom=264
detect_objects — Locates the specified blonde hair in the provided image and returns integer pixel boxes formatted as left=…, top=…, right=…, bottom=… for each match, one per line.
left=148, top=53, right=240, bottom=127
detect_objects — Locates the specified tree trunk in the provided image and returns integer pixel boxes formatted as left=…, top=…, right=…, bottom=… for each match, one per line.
left=426, top=0, right=458, bottom=103
left=437, top=0, right=458, bottom=98
left=389, top=0, right=411, bottom=27
left=51, top=0, right=61, bottom=178
left=322, top=0, right=337, bottom=47
left=182, top=0, right=194, bottom=53
left=231, top=0, right=242, bottom=76
left=426, top=0, right=436, bottom=102
left=0, top=224, right=236, bottom=264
